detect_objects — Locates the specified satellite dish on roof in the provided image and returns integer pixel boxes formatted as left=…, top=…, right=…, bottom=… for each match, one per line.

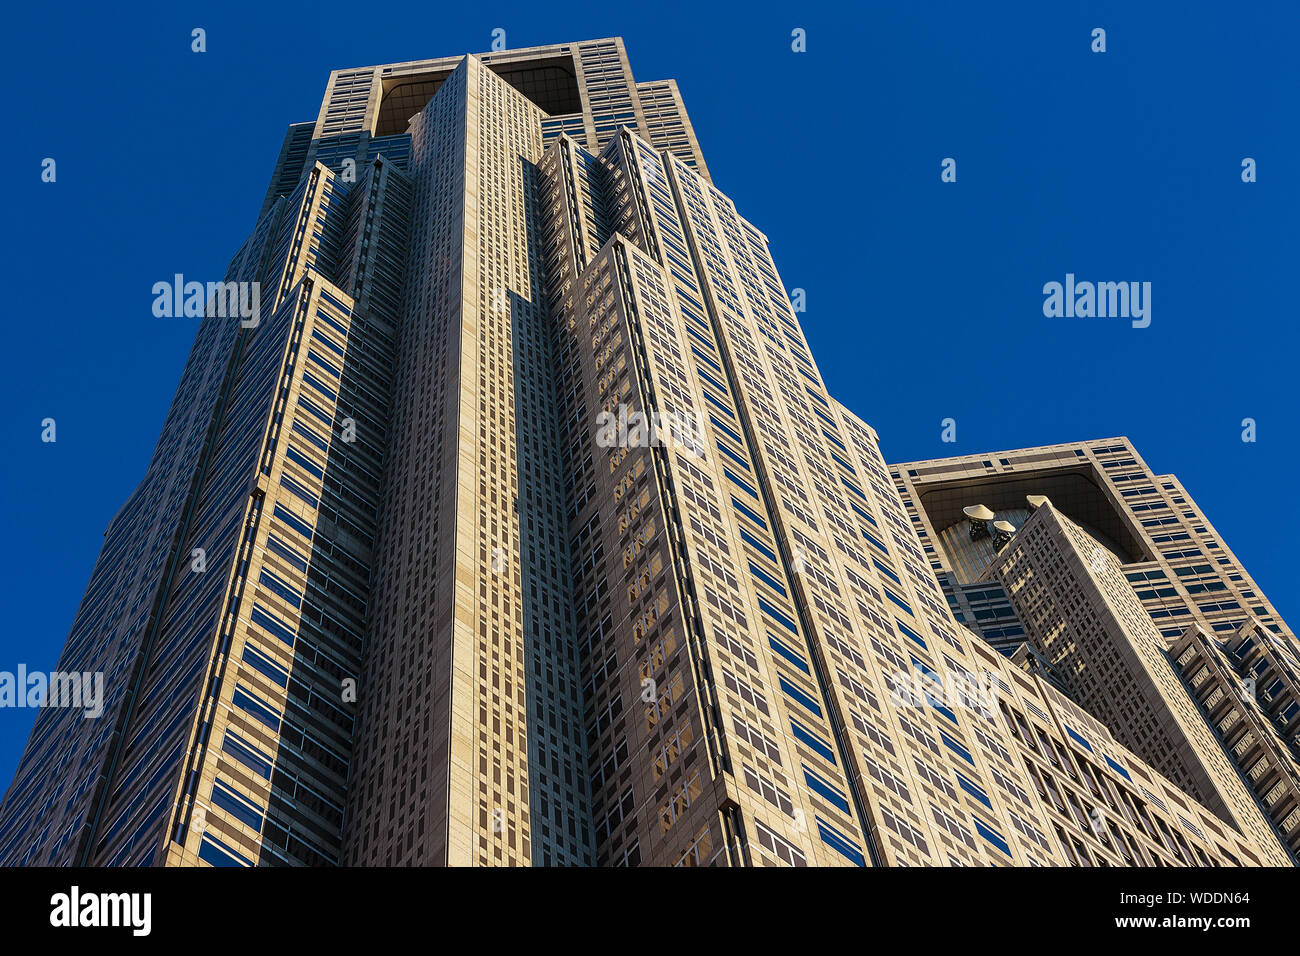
left=1026, top=494, right=1050, bottom=509
left=963, top=504, right=994, bottom=541
left=993, top=520, right=1016, bottom=533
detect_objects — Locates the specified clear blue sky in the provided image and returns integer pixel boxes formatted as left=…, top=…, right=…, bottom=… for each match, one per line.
left=2, top=0, right=1297, bottom=788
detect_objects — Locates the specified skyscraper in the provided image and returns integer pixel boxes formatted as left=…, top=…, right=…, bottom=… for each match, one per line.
left=892, top=438, right=1299, bottom=862
left=1, top=39, right=1293, bottom=868
left=0, top=37, right=708, bottom=869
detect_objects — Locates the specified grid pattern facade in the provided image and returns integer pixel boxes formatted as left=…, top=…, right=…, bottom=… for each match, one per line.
left=984, top=503, right=1289, bottom=862
left=0, top=157, right=413, bottom=866
left=891, top=439, right=1299, bottom=864
left=1171, top=621, right=1300, bottom=858
left=341, top=57, right=591, bottom=867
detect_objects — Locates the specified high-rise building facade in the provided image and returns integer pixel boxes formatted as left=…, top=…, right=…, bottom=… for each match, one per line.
left=1169, top=621, right=1300, bottom=860
left=0, top=40, right=1294, bottom=868
left=891, top=439, right=1300, bottom=862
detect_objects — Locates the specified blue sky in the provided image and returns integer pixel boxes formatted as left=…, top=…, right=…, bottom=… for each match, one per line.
left=1, top=0, right=1297, bottom=787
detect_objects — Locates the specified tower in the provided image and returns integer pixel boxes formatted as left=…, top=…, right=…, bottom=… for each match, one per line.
left=1, top=41, right=1292, bottom=869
